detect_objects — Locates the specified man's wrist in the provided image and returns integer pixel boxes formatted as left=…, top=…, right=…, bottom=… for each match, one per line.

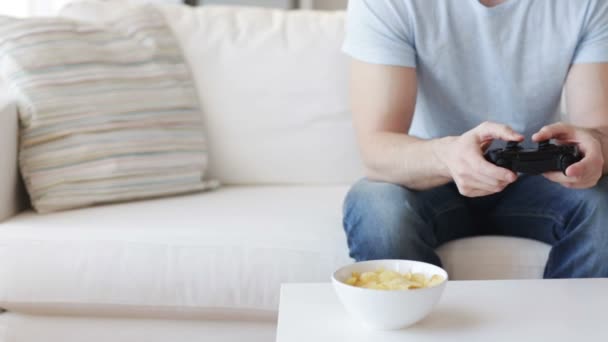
left=585, top=126, right=608, bottom=174
left=431, top=136, right=456, bottom=180
left=587, top=126, right=607, bottom=142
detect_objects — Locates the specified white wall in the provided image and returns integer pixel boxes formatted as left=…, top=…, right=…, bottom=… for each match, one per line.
left=0, top=2, right=29, bottom=17
left=27, top=0, right=73, bottom=16
left=0, top=0, right=184, bottom=17
left=0, top=0, right=77, bottom=17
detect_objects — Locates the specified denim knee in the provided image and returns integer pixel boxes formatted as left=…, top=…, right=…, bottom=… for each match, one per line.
left=559, top=177, right=608, bottom=276
left=581, top=178, right=608, bottom=249
left=342, top=179, right=437, bottom=263
left=573, top=177, right=608, bottom=231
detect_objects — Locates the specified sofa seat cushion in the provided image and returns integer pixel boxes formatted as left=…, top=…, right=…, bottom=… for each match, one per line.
left=0, top=186, right=550, bottom=318
left=0, top=186, right=353, bottom=317
left=437, top=236, right=551, bottom=280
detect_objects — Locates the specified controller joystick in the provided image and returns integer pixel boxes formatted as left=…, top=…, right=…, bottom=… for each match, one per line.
left=506, top=141, right=521, bottom=150
left=538, top=140, right=551, bottom=150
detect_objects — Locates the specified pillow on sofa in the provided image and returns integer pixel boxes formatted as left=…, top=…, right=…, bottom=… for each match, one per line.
left=0, top=6, right=217, bottom=213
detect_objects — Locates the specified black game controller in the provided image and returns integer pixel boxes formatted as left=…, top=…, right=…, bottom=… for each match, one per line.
left=485, top=140, right=582, bottom=175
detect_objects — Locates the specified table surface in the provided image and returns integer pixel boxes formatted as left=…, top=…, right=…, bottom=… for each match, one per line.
left=276, top=279, right=608, bottom=342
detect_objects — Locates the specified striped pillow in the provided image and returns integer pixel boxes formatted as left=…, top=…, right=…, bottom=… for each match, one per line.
left=0, top=6, right=218, bottom=213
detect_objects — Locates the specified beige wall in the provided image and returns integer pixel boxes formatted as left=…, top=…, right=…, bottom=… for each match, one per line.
left=311, top=0, right=347, bottom=10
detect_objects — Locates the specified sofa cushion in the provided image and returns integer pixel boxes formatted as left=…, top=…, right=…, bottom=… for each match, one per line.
left=437, top=236, right=551, bottom=280
left=0, top=313, right=277, bottom=342
left=0, top=186, right=550, bottom=318
left=0, top=6, right=215, bottom=213
left=0, top=186, right=353, bottom=317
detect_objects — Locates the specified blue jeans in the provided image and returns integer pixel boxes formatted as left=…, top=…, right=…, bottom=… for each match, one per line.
left=343, top=176, right=608, bottom=278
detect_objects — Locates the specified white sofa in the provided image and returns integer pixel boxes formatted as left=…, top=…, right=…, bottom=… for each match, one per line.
left=0, top=2, right=551, bottom=341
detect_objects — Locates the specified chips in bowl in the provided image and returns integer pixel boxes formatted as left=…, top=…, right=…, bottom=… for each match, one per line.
left=345, top=269, right=445, bottom=290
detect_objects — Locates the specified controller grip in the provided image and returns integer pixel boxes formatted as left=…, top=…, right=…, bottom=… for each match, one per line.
left=559, top=154, right=580, bottom=175
left=485, top=151, right=512, bottom=170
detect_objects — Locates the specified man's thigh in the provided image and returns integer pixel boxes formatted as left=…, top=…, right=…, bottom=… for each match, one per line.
left=406, top=182, right=482, bottom=246
left=344, top=179, right=481, bottom=247
left=485, top=175, right=608, bottom=244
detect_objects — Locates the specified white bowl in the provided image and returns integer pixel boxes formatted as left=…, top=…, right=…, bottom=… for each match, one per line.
left=332, top=259, right=448, bottom=330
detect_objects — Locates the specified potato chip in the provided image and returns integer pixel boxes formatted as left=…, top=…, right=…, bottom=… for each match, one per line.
left=411, top=273, right=427, bottom=285
left=344, top=268, right=445, bottom=290
left=427, top=274, right=444, bottom=287
left=378, top=270, right=401, bottom=283
left=360, top=272, right=378, bottom=282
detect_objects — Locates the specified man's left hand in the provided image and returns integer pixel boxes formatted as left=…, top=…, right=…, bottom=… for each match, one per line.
left=532, top=122, right=605, bottom=189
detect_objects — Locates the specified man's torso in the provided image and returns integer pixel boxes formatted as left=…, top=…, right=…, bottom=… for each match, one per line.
left=408, top=0, right=586, bottom=142
left=344, top=0, right=600, bottom=143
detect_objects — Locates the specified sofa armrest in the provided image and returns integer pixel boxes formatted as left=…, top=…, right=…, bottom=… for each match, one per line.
left=0, top=85, right=24, bottom=222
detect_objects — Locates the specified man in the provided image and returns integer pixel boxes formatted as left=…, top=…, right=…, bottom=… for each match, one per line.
left=342, top=0, right=608, bottom=278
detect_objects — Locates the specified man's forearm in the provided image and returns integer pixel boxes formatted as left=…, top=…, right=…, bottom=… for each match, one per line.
left=358, top=132, right=452, bottom=190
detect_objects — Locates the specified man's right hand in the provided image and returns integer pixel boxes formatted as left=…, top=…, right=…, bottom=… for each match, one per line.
left=434, top=122, right=524, bottom=198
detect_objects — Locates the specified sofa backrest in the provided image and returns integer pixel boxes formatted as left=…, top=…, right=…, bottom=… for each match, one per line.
left=61, top=1, right=364, bottom=186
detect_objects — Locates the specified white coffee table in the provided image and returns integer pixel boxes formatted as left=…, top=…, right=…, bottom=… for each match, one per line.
left=276, top=279, right=608, bottom=342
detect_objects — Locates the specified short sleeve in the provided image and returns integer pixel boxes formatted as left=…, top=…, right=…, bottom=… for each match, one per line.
left=342, top=0, right=416, bottom=68
left=573, top=0, right=608, bottom=64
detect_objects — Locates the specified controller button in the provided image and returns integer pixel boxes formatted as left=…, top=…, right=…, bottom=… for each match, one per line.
left=539, top=140, right=551, bottom=150
left=496, top=158, right=508, bottom=168
left=506, top=141, right=520, bottom=150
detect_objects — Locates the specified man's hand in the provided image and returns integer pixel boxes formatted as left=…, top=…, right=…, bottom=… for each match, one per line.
left=533, top=123, right=605, bottom=189
left=436, top=121, right=523, bottom=197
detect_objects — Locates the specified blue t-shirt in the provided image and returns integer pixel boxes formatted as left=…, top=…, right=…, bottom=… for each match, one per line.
left=343, top=0, right=608, bottom=142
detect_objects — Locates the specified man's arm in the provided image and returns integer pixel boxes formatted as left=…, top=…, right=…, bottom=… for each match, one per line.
left=351, top=60, right=520, bottom=195
left=533, top=63, right=608, bottom=188
left=566, top=63, right=608, bottom=174
left=350, top=60, right=448, bottom=189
